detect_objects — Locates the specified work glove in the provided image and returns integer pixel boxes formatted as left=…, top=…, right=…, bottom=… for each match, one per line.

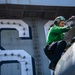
left=68, top=16, right=75, bottom=21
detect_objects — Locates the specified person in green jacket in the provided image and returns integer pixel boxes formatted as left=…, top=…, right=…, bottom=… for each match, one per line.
left=44, top=16, right=75, bottom=70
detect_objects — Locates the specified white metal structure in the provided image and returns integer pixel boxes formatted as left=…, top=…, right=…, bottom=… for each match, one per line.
left=0, top=19, right=30, bottom=38
left=0, top=50, right=33, bottom=75
left=55, top=43, right=75, bottom=75
left=44, top=20, right=53, bottom=38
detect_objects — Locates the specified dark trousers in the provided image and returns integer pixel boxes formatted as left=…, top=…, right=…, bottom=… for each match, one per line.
left=44, top=40, right=67, bottom=65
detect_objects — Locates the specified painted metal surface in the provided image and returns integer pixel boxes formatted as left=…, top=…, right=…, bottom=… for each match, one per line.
left=0, top=19, right=34, bottom=75
left=0, top=19, right=30, bottom=38
left=55, top=43, right=75, bottom=75
left=0, top=50, right=33, bottom=75
left=0, top=18, right=75, bottom=75
left=0, top=0, right=75, bottom=6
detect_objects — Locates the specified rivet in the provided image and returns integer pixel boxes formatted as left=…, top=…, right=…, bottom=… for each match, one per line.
left=23, top=28, right=25, bottom=30
left=7, top=22, right=10, bottom=24
left=1, top=22, right=3, bottom=24
left=11, top=53, right=14, bottom=56
left=23, top=56, right=26, bottom=59
left=19, top=24, right=21, bottom=26
left=25, top=62, right=28, bottom=65
left=26, top=68, right=28, bottom=71
left=4, top=53, right=7, bottom=56
left=13, top=22, right=16, bottom=24
left=23, top=33, right=25, bottom=35
left=17, top=54, right=21, bottom=57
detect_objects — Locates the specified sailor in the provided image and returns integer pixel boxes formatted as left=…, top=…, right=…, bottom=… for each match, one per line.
left=44, top=16, right=75, bottom=70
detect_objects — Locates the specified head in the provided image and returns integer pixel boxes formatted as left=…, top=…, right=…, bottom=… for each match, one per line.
left=54, top=16, right=66, bottom=27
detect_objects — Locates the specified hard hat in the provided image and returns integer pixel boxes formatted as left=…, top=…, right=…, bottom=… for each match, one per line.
left=54, top=16, right=66, bottom=25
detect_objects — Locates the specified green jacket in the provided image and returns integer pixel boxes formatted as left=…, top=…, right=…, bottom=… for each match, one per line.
left=46, top=25, right=69, bottom=45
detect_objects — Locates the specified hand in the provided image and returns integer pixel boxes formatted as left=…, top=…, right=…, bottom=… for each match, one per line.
left=69, top=16, right=75, bottom=21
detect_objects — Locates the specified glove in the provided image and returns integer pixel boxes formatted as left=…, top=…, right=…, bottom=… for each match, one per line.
left=68, top=16, right=75, bottom=21
left=67, top=25, right=72, bottom=30
left=66, top=20, right=75, bottom=29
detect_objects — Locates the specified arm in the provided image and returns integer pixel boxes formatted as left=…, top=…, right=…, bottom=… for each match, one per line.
left=66, top=22, right=75, bottom=29
left=53, top=21, right=75, bottom=34
left=66, top=16, right=75, bottom=29
left=52, top=26, right=69, bottom=34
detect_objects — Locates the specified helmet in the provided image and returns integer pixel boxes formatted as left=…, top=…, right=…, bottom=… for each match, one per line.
left=54, top=16, right=66, bottom=25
